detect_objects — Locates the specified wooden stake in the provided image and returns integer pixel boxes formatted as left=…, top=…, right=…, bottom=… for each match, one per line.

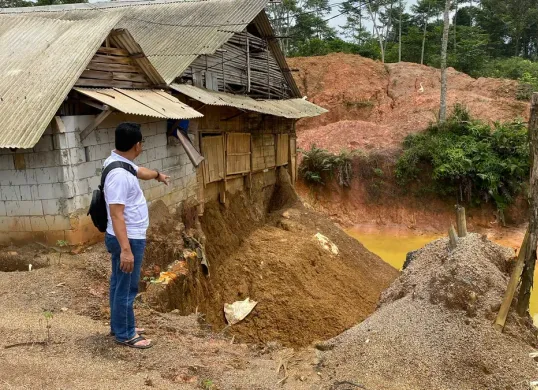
left=517, top=92, right=538, bottom=315
left=495, top=230, right=530, bottom=331
left=455, top=205, right=467, bottom=238
left=448, top=225, right=458, bottom=250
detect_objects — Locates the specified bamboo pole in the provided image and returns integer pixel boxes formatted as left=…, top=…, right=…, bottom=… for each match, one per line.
left=455, top=205, right=467, bottom=237
left=448, top=225, right=458, bottom=250
left=494, top=230, right=530, bottom=331
left=516, top=92, right=538, bottom=315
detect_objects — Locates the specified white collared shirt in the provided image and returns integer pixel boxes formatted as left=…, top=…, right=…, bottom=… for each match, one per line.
left=103, top=151, right=149, bottom=239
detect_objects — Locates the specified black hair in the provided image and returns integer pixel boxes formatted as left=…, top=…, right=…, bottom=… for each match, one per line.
left=115, top=122, right=142, bottom=152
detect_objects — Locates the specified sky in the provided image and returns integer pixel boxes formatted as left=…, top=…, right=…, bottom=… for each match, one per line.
left=328, top=0, right=419, bottom=36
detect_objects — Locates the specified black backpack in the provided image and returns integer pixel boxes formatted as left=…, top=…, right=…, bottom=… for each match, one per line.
left=87, top=161, right=137, bottom=232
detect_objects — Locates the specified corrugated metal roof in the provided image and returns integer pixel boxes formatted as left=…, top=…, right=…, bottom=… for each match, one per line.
left=0, top=14, right=122, bottom=149
left=75, top=88, right=203, bottom=119
left=170, top=83, right=327, bottom=119
left=1, top=0, right=269, bottom=84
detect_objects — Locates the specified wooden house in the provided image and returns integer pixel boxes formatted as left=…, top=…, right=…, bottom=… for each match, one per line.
left=0, top=0, right=327, bottom=245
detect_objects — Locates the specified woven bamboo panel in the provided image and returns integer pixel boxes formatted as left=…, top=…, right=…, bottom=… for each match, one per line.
left=201, top=135, right=225, bottom=184
left=276, top=134, right=289, bottom=166
left=226, top=133, right=251, bottom=175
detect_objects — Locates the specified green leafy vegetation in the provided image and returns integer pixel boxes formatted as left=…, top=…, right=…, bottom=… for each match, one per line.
left=395, top=105, right=529, bottom=214
left=298, top=145, right=355, bottom=187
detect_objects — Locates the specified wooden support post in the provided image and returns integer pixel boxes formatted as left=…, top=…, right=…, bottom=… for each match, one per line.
left=80, top=108, right=112, bottom=141
left=220, top=133, right=227, bottom=205
left=455, top=205, right=467, bottom=238
left=246, top=34, right=251, bottom=93
left=495, top=230, right=530, bottom=331
left=448, top=225, right=458, bottom=250
left=517, top=92, right=538, bottom=316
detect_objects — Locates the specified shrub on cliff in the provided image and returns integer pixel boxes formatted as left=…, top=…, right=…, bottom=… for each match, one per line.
left=395, top=104, right=529, bottom=217
left=298, top=145, right=354, bottom=187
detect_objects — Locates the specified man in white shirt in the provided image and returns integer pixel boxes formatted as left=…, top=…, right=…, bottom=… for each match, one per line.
left=103, top=122, right=169, bottom=349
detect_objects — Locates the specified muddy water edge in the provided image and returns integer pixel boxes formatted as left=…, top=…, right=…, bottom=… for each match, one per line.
left=346, top=227, right=538, bottom=324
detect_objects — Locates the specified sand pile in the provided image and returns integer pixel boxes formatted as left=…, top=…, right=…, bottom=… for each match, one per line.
left=317, top=233, right=538, bottom=390
left=199, top=169, right=399, bottom=346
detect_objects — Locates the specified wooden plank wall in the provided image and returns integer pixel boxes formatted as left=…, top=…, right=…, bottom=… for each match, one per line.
left=75, top=46, right=151, bottom=89
left=276, top=134, right=289, bottom=166
left=201, top=135, right=225, bottom=184
left=226, top=133, right=251, bottom=175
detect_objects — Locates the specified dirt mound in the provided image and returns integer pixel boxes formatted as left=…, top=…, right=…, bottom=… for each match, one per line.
left=198, top=169, right=398, bottom=346
left=316, top=234, right=538, bottom=390
left=289, top=53, right=529, bottom=152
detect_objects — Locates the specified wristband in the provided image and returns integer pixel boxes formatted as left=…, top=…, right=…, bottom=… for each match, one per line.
left=155, top=170, right=160, bottom=180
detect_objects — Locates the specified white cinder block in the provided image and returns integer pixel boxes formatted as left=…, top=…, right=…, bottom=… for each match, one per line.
left=44, top=215, right=71, bottom=230
left=77, top=161, right=100, bottom=180
left=0, top=186, right=21, bottom=201
left=74, top=178, right=90, bottom=196
left=162, top=156, right=181, bottom=169
left=0, top=201, right=5, bottom=216
left=179, top=153, right=190, bottom=167
left=53, top=133, right=68, bottom=150
left=144, top=123, right=157, bottom=137
left=147, top=159, right=163, bottom=171
left=25, top=151, right=60, bottom=169
left=88, top=175, right=100, bottom=190
left=25, top=169, right=38, bottom=185
left=19, top=185, right=33, bottom=201
left=0, top=155, right=15, bottom=170
left=146, top=148, right=156, bottom=162
left=5, top=200, right=43, bottom=216
left=35, top=167, right=61, bottom=184
left=42, top=199, right=64, bottom=215
left=154, top=146, right=168, bottom=161
left=154, top=134, right=168, bottom=148
left=33, top=135, right=54, bottom=152
left=0, top=170, right=27, bottom=186
left=80, top=130, right=97, bottom=147
left=137, top=151, right=148, bottom=165
left=68, top=148, right=86, bottom=165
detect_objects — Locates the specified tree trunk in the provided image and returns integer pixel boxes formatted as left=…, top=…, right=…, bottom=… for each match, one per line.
left=420, top=5, right=430, bottom=65
left=399, top=0, right=402, bottom=62
left=439, top=0, right=451, bottom=123
left=383, top=0, right=394, bottom=56
left=516, top=93, right=538, bottom=316
left=367, top=2, right=385, bottom=63
left=453, top=1, right=457, bottom=52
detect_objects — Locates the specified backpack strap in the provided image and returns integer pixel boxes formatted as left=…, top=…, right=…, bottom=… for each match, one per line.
left=100, top=161, right=137, bottom=189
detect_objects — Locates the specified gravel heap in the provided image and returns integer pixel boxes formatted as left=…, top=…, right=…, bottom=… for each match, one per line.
left=319, top=234, right=538, bottom=390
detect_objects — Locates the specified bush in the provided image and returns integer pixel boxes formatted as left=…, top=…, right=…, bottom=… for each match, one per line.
left=298, top=145, right=355, bottom=187
left=395, top=105, right=529, bottom=213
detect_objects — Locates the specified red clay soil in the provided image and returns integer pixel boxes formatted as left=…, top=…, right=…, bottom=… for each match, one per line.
left=288, top=53, right=529, bottom=152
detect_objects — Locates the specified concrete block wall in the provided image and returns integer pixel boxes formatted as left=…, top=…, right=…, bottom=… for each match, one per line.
left=0, top=113, right=198, bottom=245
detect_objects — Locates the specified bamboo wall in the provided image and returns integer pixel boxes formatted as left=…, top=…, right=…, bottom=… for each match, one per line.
left=190, top=105, right=296, bottom=204
left=179, top=30, right=292, bottom=100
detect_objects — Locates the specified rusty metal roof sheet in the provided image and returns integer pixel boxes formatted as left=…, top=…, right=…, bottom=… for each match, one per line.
left=0, top=14, right=121, bottom=149
left=170, top=83, right=327, bottom=119
left=1, top=0, right=269, bottom=84
left=75, top=88, right=203, bottom=119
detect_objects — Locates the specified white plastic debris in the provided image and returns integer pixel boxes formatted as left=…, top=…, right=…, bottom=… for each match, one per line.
left=314, top=233, right=339, bottom=255
left=28, top=264, right=32, bottom=272
left=530, top=380, right=538, bottom=390
left=224, top=297, right=258, bottom=325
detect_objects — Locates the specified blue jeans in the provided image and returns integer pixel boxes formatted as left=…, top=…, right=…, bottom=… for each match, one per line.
left=105, top=233, right=146, bottom=342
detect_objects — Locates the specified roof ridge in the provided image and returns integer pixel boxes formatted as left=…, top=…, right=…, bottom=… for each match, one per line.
left=1, top=0, right=225, bottom=14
